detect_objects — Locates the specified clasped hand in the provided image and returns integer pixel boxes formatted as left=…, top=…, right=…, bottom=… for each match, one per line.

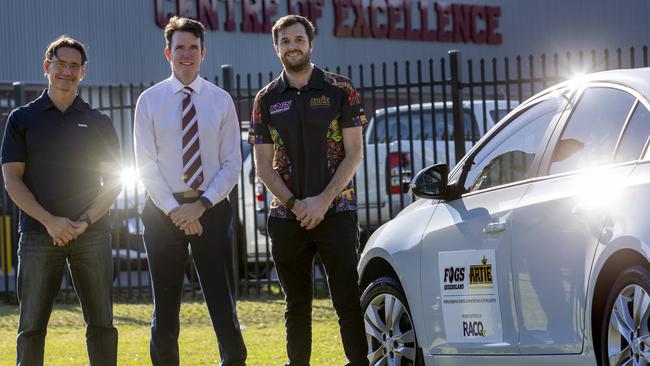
left=293, top=196, right=329, bottom=230
left=45, top=216, right=88, bottom=246
left=169, top=201, right=205, bottom=236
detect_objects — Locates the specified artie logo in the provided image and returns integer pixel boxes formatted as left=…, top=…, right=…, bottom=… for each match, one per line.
left=469, top=256, right=493, bottom=285
left=309, top=95, right=331, bottom=107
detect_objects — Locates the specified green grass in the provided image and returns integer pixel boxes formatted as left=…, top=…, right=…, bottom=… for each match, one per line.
left=0, top=298, right=346, bottom=365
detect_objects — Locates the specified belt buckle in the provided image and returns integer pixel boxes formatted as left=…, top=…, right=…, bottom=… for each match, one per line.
left=182, top=191, right=199, bottom=198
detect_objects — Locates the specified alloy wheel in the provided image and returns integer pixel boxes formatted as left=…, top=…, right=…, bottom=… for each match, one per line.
left=608, top=284, right=650, bottom=366
left=364, top=293, right=417, bottom=366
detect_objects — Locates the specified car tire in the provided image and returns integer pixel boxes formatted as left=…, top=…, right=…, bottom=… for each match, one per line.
left=599, top=265, right=650, bottom=366
left=361, top=276, right=423, bottom=365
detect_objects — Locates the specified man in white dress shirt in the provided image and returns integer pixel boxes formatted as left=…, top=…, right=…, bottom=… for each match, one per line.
left=134, top=16, right=247, bottom=366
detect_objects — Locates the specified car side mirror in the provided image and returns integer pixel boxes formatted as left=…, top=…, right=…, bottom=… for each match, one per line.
left=410, top=164, right=449, bottom=199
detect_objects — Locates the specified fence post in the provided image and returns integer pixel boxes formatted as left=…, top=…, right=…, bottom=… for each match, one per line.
left=221, top=64, right=240, bottom=297
left=12, top=82, right=25, bottom=108
left=448, top=51, right=466, bottom=164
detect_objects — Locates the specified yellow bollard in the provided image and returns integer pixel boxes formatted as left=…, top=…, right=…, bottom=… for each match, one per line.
left=0, top=215, right=11, bottom=277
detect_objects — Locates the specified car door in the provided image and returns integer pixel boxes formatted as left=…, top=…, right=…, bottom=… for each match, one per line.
left=510, top=85, right=639, bottom=354
left=419, top=95, right=566, bottom=355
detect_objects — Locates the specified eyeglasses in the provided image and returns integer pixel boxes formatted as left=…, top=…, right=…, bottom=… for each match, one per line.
left=48, top=59, right=83, bottom=72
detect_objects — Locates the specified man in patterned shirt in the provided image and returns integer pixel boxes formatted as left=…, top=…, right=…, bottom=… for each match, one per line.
left=248, top=14, right=369, bottom=366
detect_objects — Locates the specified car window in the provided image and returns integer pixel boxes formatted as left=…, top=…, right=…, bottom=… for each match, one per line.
left=548, top=87, right=635, bottom=175
left=371, top=108, right=477, bottom=143
left=614, top=102, right=650, bottom=163
left=488, top=109, right=510, bottom=123
left=241, top=140, right=252, bottom=160
left=464, top=98, right=564, bottom=192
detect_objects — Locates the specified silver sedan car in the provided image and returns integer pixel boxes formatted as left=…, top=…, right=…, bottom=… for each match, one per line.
left=358, top=67, right=650, bottom=366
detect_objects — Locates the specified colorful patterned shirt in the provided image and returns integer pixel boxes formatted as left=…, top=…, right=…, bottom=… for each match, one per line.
left=247, top=67, right=367, bottom=218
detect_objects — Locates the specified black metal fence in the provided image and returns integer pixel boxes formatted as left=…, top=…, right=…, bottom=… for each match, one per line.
left=0, top=46, right=648, bottom=301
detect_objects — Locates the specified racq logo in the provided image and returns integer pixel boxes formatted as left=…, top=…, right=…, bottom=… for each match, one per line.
left=463, top=321, right=487, bottom=337
left=443, top=266, right=465, bottom=290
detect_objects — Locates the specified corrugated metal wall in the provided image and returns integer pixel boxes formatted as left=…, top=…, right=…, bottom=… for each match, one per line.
left=3, top=0, right=650, bottom=85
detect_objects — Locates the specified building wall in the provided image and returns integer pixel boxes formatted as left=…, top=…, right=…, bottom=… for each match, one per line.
left=3, top=0, right=650, bottom=85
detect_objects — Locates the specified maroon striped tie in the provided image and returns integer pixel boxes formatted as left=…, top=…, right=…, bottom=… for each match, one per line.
left=181, top=87, right=204, bottom=190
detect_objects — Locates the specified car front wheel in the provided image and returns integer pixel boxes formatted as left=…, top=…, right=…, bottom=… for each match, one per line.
left=601, top=265, right=650, bottom=366
left=361, top=276, right=421, bottom=365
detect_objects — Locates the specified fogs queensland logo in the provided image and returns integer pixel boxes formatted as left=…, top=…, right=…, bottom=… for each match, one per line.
left=270, top=100, right=292, bottom=115
left=443, top=266, right=465, bottom=290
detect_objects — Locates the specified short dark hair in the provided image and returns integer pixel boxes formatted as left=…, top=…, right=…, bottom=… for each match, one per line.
left=272, top=15, right=315, bottom=46
left=164, top=16, right=206, bottom=50
left=44, top=35, right=88, bottom=64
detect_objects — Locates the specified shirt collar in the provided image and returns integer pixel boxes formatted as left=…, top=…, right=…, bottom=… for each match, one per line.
left=278, top=66, right=325, bottom=93
left=38, top=89, right=85, bottom=112
left=170, top=74, right=205, bottom=95
left=70, top=95, right=85, bottom=111
left=37, top=90, right=54, bottom=110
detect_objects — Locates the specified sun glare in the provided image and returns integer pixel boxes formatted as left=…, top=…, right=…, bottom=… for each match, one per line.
left=574, top=168, right=627, bottom=210
left=566, top=73, right=588, bottom=91
left=120, top=167, right=140, bottom=190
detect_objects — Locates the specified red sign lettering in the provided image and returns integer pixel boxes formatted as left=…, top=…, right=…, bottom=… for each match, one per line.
left=471, top=5, right=486, bottom=44
left=435, top=2, right=452, bottom=42
left=198, top=0, right=219, bottom=30
left=224, top=0, right=236, bottom=31
left=369, top=0, right=389, bottom=38
left=241, top=0, right=263, bottom=33
left=352, top=0, right=370, bottom=37
left=334, top=0, right=353, bottom=37
left=418, top=1, right=436, bottom=41
left=403, top=0, right=420, bottom=41
left=263, top=0, right=278, bottom=32
left=287, top=0, right=323, bottom=33
left=177, top=0, right=194, bottom=18
left=155, top=0, right=170, bottom=28
left=486, top=5, right=502, bottom=44
left=152, top=0, right=502, bottom=45
left=387, top=0, right=404, bottom=40
left=452, top=4, right=471, bottom=43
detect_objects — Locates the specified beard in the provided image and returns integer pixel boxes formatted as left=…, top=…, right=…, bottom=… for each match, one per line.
left=281, top=50, right=311, bottom=73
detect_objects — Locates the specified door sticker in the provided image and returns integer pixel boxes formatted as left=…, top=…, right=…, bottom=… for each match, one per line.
left=439, top=250, right=503, bottom=343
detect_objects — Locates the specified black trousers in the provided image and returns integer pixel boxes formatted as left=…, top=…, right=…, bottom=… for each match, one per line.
left=268, top=212, right=369, bottom=366
left=142, top=198, right=247, bottom=366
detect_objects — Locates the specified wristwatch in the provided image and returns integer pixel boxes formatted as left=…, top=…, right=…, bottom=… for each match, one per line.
left=199, top=196, right=213, bottom=209
left=285, top=195, right=297, bottom=210
left=79, top=212, right=92, bottom=226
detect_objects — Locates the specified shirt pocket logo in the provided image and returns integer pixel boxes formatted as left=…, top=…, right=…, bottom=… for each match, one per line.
left=77, top=123, right=88, bottom=127
left=270, top=100, right=292, bottom=115
left=309, top=95, right=331, bottom=109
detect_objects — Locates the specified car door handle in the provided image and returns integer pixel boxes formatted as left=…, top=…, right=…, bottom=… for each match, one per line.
left=483, top=222, right=506, bottom=234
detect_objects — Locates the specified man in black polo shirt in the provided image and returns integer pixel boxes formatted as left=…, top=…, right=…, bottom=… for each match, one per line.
left=249, top=15, right=369, bottom=366
left=1, top=36, right=121, bottom=366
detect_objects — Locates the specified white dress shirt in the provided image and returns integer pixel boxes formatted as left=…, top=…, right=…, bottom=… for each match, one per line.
left=134, top=74, right=242, bottom=214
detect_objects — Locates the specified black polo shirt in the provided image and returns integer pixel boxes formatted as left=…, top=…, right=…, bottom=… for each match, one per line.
left=248, top=67, right=367, bottom=218
left=1, top=90, right=121, bottom=233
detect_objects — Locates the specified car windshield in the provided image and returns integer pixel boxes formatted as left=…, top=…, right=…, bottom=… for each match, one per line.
left=370, top=108, right=477, bottom=143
